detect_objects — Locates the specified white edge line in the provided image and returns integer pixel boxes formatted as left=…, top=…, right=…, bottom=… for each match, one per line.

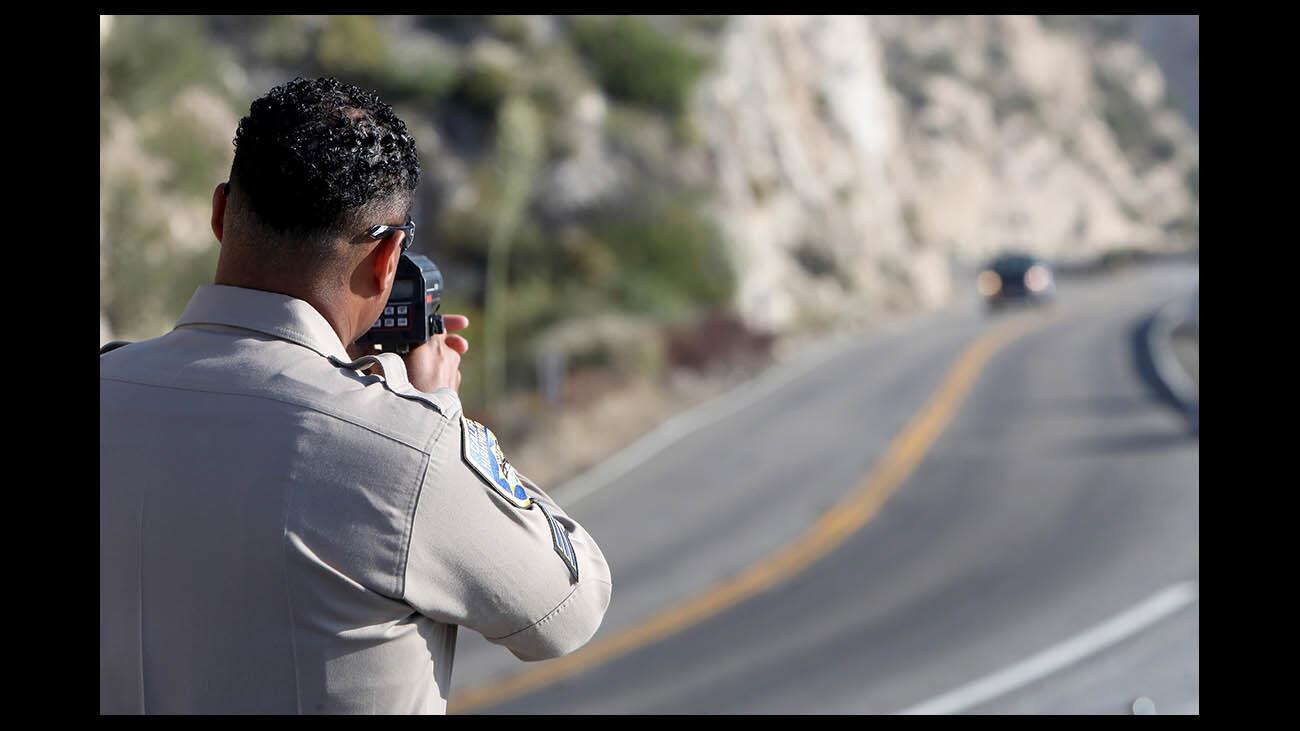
left=895, top=581, right=1199, bottom=715
left=554, top=309, right=959, bottom=507
left=554, top=331, right=861, bottom=505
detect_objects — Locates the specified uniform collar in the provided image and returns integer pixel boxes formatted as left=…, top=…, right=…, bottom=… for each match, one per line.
left=175, top=284, right=352, bottom=362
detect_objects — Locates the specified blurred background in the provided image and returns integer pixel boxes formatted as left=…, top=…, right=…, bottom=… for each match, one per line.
left=100, top=15, right=1198, bottom=714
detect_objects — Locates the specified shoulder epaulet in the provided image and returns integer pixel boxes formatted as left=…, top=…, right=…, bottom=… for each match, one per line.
left=327, top=352, right=454, bottom=417
left=100, top=340, right=132, bottom=356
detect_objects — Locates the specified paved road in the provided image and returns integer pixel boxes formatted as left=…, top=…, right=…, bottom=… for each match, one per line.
left=449, top=263, right=1199, bottom=714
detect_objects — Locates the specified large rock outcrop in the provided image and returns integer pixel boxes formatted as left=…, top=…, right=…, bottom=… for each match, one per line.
left=696, top=15, right=1198, bottom=331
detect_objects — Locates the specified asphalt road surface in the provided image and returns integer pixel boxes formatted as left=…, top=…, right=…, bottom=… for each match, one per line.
left=448, top=262, right=1199, bottom=715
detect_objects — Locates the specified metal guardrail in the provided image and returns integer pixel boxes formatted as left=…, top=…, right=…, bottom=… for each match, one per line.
left=1146, top=293, right=1199, bottom=436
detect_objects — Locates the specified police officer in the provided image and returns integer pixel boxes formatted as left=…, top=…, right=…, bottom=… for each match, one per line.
left=100, top=77, right=612, bottom=714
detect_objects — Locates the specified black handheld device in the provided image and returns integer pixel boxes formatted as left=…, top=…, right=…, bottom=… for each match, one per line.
left=354, top=253, right=445, bottom=354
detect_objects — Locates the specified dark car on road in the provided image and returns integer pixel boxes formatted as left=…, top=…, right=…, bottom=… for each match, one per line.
left=977, top=252, right=1056, bottom=311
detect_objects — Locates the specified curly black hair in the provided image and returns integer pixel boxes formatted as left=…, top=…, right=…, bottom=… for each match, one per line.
left=229, top=76, right=420, bottom=246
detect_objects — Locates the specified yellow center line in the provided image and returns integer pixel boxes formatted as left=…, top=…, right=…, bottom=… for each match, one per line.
left=450, top=313, right=1051, bottom=714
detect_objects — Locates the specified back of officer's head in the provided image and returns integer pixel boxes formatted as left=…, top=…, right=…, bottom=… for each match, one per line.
left=224, top=77, right=420, bottom=280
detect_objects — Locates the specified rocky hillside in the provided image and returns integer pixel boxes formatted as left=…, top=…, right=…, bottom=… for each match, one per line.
left=697, top=15, right=1198, bottom=330
left=100, top=15, right=1198, bottom=405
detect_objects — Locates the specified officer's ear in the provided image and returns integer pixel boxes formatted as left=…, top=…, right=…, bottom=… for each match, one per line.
left=211, top=182, right=229, bottom=243
left=371, top=232, right=402, bottom=293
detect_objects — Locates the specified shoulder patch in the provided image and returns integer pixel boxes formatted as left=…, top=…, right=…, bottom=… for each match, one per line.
left=537, top=502, right=579, bottom=583
left=462, top=417, right=533, bottom=509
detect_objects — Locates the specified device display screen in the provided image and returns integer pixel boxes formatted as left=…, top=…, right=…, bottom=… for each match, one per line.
left=391, top=279, right=416, bottom=299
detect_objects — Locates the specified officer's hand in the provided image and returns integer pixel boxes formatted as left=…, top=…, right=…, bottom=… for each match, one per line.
left=403, top=314, right=470, bottom=393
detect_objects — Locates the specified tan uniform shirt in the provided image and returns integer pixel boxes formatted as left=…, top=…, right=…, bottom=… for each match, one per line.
left=100, top=284, right=612, bottom=714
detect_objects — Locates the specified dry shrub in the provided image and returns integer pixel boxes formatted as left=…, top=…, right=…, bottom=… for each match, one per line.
left=664, top=310, right=775, bottom=373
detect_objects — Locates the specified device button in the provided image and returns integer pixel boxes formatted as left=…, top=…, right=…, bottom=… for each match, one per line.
left=397, top=318, right=408, bottom=327
left=384, top=306, right=394, bottom=316
left=397, top=305, right=408, bottom=315
left=384, top=319, right=395, bottom=327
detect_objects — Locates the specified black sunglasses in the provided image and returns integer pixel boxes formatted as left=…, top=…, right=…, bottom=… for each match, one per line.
left=368, top=217, right=416, bottom=253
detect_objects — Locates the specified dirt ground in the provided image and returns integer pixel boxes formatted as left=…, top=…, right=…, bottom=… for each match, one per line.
left=497, top=325, right=839, bottom=491
left=503, top=371, right=733, bottom=489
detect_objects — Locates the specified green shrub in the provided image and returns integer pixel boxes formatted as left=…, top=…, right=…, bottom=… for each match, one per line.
left=488, top=15, right=533, bottom=46
left=253, top=16, right=314, bottom=66
left=102, top=183, right=164, bottom=337
left=571, top=16, right=708, bottom=114
left=613, top=271, right=694, bottom=318
left=383, top=46, right=460, bottom=102
left=559, top=227, right=619, bottom=289
left=101, top=182, right=219, bottom=340
left=101, top=16, right=231, bottom=115
left=529, top=56, right=584, bottom=117
left=681, top=15, right=731, bottom=36
left=438, top=210, right=492, bottom=266
left=453, top=53, right=520, bottom=112
left=316, top=15, right=389, bottom=78
left=143, top=108, right=234, bottom=199
left=606, top=105, right=675, bottom=170
left=305, top=16, right=461, bottom=102
left=592, top=197, right=735, bottom=316
left=416, top=15, right=491, bottom=38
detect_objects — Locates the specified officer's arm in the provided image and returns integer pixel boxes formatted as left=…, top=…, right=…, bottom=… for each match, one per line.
left=402, top=416, right=612, bottom=661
